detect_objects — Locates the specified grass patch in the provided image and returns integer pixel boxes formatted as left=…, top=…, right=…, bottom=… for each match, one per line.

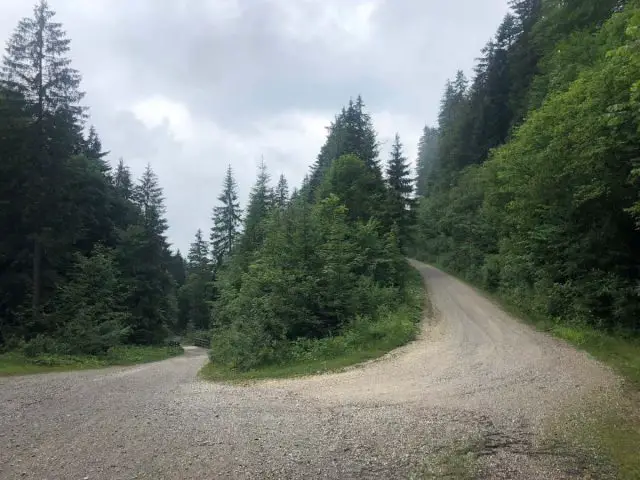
left=542, top=394, right=640, bottom=480
left=0, top=344, right=184, bottom=376
left=200, top=267, right=426, bottom=383
left=409, top=441, right=481, bottom=480
left=483, top=292, right=640, bottom=389
left=421, top=260, right=640, bottom=388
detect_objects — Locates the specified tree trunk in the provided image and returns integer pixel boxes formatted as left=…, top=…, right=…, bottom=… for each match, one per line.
left=32, top=237, right=41, bottom=325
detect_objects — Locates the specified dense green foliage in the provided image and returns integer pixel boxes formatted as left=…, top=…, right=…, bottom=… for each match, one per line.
left=202, top=268, right=424, bottom=381
left=0, top=3, right=418, bottom=369
left=210, top=99, right=417, bottom=372
left=0, top=2, right=183, bottom=356
left=413, top=0, right=640, bottom=334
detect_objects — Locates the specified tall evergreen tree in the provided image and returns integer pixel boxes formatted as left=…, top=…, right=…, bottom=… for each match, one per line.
left=275, top=174, right=289, bottom=208
left=385, top=134, right=415, bottom=248
left=84, top=125, right=110, bottom=175
left=1, top=0, right=86, bottom=326
left=113, top=158, right=133, bottom=201
left=117, top=164, right=174, bottom=344
left=179, top=229, right=213, bottom=332
left=415, top=126, right=439, bottom=196
left=210, top=165, right=242, bottom=264
left=308, top=96, right=383, bottom=194
left=167, top=250, right=187, bottom=287
left=239, top=160, right=272, bottom=255
left=433, top=71, right=472, bottom=187
left=187, top=229, right=209, bottom=272
left=135, top=164, right=168, bottom=237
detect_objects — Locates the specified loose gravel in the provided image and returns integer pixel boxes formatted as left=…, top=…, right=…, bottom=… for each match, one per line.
left=0, top=261, right=620, bottom=479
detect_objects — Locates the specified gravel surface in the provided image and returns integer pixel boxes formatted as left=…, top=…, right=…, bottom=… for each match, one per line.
left=0, top=261, right=620, bottom=479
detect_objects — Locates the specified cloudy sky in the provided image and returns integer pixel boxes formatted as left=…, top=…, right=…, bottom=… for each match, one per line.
left=0, top=0, right=509, bottom=252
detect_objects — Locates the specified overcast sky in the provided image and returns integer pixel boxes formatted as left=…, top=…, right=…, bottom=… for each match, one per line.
left=0, top=0, right=510, bottom=252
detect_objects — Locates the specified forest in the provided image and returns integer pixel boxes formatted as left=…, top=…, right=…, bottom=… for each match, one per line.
left=1, top=0, right=639, bottom=372
left=414, top=0, right=639, bottom=336
left=0, top=1, right=418, bottom=370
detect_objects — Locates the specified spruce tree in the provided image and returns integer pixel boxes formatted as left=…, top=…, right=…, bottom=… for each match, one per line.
left=416, top=126, right=439, bottom=196
left=187, top=229, right=209, bottom=272
left=180, top=229, right=213, bottom=332
left=1, top=0, right=84, bottom=123
left=113, top=158, right=133, bottom=200
left=84, top=125, right=110, bottom=175
left=275, top=174, right=289, bottom=208
left=239, top=160, right=272, bottom=256
left=118, top=164, right=174, bottom=344
left=1, top=0, right=86, bottom=325
left=135, top=164, right=168, bottom=237
left=210, top=165, right=242, bottom=264
left=385, top=134, right=415, bottom=249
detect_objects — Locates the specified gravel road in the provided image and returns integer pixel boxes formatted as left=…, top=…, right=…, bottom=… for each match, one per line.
left=0, top=261, right=619, bottom=479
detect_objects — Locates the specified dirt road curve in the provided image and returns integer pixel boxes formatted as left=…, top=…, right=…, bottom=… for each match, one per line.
left=0, top=261, right=619, bottom=479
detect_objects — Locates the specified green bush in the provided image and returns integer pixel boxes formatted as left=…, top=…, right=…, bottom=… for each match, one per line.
left=207, top=268, right=424, bottom=374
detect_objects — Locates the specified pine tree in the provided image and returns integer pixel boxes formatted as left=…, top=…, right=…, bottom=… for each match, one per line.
left=1, top=0, right=86, bottom=325
left=210, top=165, right=242, bottom=264
left=239, top=159, right=272, bottom=256
left=416, top=126, right=439, bottom=196
left=308, top=97, right=383, bottom=195
left=53, top=245, right=129, bottom=355
left=84, top=125, right=110, bottom=175
left=113, top=158, right=133, bottom=200
left=275, top=174, right=289, bottom=208
left=134, top=164, right=168, bottom=237
left=187, top=229, right=209, bottom=272
left=385, top=134, right=415, bottom=248
left=433, top=72, right=472, bottom=186
left=1, top=0, right=84, bottom=124
left=180, top=230, right=213, bottom=332
left=117, top=164, right=174, bottom=344
left=167, top=250, right=187, bottom=287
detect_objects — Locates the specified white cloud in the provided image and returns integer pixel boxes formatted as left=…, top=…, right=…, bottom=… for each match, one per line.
left=273, top=0, right=380, bottom=47
left=131, top=96, right=196, bottom=142
left=0, top=0, right=512, bottom=250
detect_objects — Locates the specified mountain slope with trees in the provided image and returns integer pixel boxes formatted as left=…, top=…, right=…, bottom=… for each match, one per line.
left=413, top=0, right=639, bottom=338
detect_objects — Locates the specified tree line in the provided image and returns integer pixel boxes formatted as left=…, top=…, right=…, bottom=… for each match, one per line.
left=203, top=98, right=416, bottom=370
left=413, top=0, right=640, bottom=334
left=0, top=1, right=188, bottom=354
left=0, top=1, right=418, bottom=363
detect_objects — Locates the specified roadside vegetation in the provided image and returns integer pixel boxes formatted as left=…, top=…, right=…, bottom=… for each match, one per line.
left=201, top=268, right=424, bottom=381
left=0, top=2, right=190, bottom=368
left=0, top=345, right=184, bottom=376
left=199, top=95, right=418, bottom=378
left=411, top=0, right=640, bottom=476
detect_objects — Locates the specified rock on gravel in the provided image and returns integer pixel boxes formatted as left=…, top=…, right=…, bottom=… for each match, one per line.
left=0, top=261, right=620, bottom=479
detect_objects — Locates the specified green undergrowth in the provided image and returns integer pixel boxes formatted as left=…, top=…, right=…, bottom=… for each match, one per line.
left=489, top=293, right=640, bottom=389
left=0, top=345, right=184, bottom=376
left=419, top=259, right=640, bottom=388
left=200, top=268, right=426, bottom=383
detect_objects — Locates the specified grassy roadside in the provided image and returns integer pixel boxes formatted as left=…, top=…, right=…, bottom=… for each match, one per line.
left=416, top=260, right=640, bottom=387
left=482, top=290, right=640, bottom=388
left=0, top=345, right=184, bottom=376
left=417, top=260, right=640, bottom=479
left=200, top=267, right=426, bottom=383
